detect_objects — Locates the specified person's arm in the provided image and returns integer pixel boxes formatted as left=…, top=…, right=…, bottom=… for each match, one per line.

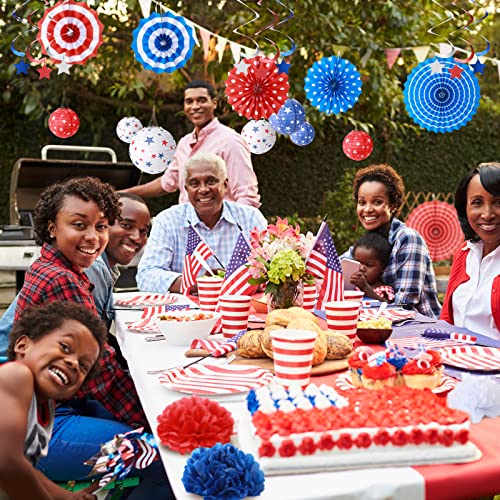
left=136, top=213, right=183, bottom=292
left=349, top=272, right=389, bottom=302
left=121, top=177, right=165, bottom=198
left=223, top=136, right=260, bottom=207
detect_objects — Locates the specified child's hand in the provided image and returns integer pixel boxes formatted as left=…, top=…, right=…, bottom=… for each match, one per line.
left=350, top=271, right=368, bottom=292
left=72, top=482, right=99, bottom=500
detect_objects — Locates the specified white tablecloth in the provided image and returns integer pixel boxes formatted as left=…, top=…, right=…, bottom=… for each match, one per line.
left=114, top=292, right=425, bottom=500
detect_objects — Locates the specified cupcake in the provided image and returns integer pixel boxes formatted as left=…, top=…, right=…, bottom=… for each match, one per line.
left=401, top=352, right=440, bottom=390
left=348, top=347, right=374, bottom=388
left=427, top=349, right=443, bottom=382
left=361, top=353, right=396, bottom=390
left=385, top=345, right=408, bottom=386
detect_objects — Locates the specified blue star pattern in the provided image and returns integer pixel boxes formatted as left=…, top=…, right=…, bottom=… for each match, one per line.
left=116, top=116, right=143, bottom=143
left=129, top=126, right=176, bottom=174
left=268, top=98, right=306, bottom=135
left=290, top=122, right=315, bottom=146
left=304, top=56, right=362, bottom=115
left=241, top=119, right=276, bottom=155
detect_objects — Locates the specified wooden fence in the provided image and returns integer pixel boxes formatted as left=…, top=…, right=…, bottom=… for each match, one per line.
left=401, top=191, right=455, bottom=221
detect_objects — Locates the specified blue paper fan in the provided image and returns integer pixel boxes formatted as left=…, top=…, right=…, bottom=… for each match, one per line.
left=404, top=57, right=480, bottom=133
left=131, top=12, right=194, bottom=74
left=304, top=56, right=362, bottom=115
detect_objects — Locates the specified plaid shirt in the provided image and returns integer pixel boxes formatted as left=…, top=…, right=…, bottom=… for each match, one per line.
left=344, top=219, right=441, bottom=318
left=15, top=243, right=147, bottom=428
left=137, top=200, right=267, bottom=292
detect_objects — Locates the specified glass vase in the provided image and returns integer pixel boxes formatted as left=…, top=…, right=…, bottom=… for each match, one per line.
left=267, top=279, right=304, bottom=312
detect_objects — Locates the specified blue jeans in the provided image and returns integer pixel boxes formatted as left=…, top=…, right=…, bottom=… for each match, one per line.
left=37, top=400, right=175, bottom=499
left=0, top=298, right=16, bottom=357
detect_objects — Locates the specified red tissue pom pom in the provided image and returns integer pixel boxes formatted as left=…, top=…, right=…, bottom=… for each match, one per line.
left=157, top=396, right=234, bottom=455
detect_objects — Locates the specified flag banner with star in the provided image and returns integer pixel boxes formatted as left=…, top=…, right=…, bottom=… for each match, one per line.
left=218, top=233, right=257, bottom=297
left=181, top=226, right=214, bottom=294
left=305, top=222, right=344, bottom=310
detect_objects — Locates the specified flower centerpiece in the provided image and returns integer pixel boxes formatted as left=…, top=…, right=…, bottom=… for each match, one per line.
left=248, top=217, right=315, bottom=310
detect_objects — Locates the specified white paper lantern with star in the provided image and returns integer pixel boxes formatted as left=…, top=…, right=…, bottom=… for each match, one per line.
left=129, top=126, right=176, bottom=174
left=116, top=117, right=143, bottom=143
left=241, top=119, right=277, bottom=155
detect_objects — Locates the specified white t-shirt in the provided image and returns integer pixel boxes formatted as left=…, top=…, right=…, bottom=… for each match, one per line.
left=453, top=241, right=500, bottom=339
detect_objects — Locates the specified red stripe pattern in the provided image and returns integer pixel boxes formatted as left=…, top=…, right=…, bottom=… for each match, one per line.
left=359, top=308, right=416, bottom=322
left=115, top=294, right=179, bottom=307
left=440, top=346, right=500, bottom=371
left=141, top=304, right=189, bottom=319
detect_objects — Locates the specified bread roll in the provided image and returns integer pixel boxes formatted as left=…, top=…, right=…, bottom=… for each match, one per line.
left=237, top=330, right=266, bottom=358
left=324, top=332, right=353, bottom=360
left=265, top=309, right=295, bottom=328
left=312, top=331, right=327, bottom=366
left=287, top=307, right=319, bottom=324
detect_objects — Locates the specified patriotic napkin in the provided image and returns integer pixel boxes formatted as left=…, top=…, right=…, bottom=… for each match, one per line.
left=115, top=294, right=179, bottom=307
left=359, top=308, right=416, bottom=322
left=189, top=331, right=247, bottom=357
left=141, top=304, right=190, bottom=319
left=127, top=318, right=160, bottom=333
left=387, top=337, right=468, bottom=350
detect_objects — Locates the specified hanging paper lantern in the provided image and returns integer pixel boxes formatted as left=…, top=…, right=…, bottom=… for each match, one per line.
left=129, top=126, right=176, bottom=174
left=290, top=122, right=315, bottom=146
left=116, top=117, right=143, bottom=143
left=48, top=107, right=80, bottom=138
left=268, top=112, right=289, bottom=135
left=268, top=98, right=306, bottom=135
left=304, top=55, right=362, bottom=115
left=225, top=56, right=290, bottom=120
left=342, top=130, right=374, bottom=161
left=241, top=119, right=277, bottom=155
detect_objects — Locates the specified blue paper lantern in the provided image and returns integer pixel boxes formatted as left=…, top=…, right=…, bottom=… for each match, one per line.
left=290, top=122, right=315, bottom=146
left=268, top=98, right=306, bottom=135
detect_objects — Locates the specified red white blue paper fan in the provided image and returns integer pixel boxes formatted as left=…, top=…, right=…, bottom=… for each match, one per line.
left=290, top=122, right=315, bottom=146
left=304, top=56, right=362, bottom=115
left=342, top=130, right=374, bottom=161
left=37, top=0, right=103, bottom=65
left=241, top=119, right=276, bottom=155
left=48, top=107, right=80, bottom=138
left=268, top=98, right=306, bottom=135
left=403, top=57, right=480, bottom=133
left=129, top=126, right=176, bottom=174
left=117, top=117, right=143, bottom=143
left=132, top=12, right=194, bottom=74
left=225, top=56, right=290, bottom=120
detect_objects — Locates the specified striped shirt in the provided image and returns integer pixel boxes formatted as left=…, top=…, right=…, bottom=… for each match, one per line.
left=137, top=201, right=267, bottom=293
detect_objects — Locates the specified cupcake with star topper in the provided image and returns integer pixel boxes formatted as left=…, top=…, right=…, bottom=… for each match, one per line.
left=348, top=346, right=374, bottom=388
left=401, top=351, right=440, bottom=390
left=361, top=352, right=396, bottom=390
left=385, top=344, right=408, bottom=386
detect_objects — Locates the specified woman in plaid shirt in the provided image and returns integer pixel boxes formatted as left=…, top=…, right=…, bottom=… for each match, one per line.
left=14, top=177, right=173, bottom=498
left=346, top=164, right=441, bottom=318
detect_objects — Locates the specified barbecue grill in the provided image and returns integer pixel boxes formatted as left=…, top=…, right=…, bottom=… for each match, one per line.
left=0, top=145, right=141, bottom=290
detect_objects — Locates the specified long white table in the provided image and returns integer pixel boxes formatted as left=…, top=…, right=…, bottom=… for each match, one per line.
left=114, top=292, right=425, bottom=500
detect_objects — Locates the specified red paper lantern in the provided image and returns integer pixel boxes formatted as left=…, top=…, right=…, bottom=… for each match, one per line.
left=342, top=130, right=373, bottom=161
left=49, top=107, right=80, bottom=138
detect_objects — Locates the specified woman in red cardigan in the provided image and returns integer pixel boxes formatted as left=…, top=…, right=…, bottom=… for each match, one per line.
left=440, top=163, right=500, bottom=338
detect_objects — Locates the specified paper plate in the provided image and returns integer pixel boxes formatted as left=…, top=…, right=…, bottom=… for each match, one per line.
left=159, top=364, right=273, bottom=395
left=335, top=371, right=458, bottom=394
left=114, top=293, right=179, bottom=307
left=440, top=346, right=500, bottom=371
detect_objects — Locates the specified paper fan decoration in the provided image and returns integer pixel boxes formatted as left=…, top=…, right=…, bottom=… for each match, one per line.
left=131, top=12, right=194, bottom=74
left=37, top=0, right=103, bottom=65
left=241, top=119, right=277, bottom=155
left=48, top=107, right=80, bottom=138
left=342, top=130, right=374, bottom=161
left=129, top=126, right=176, bottom=174
left=304, top=56, right=362, bottom=115
left=268, top=98, right=306, bottom=135
left=403, top=57, right=480, bottom=133
left=225, top=56, right=290, bottom=120
left=406, top=201, right=464, bottom=262
left=117, top=117, right=143, bottom=143
left=290, top=122, right=315, bottom=146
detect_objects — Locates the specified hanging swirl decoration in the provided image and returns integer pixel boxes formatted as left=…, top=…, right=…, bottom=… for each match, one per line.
left=232, top=0, right=260, bottom=56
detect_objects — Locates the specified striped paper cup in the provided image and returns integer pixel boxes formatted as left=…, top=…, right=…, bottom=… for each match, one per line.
left=218, top=294, right=252, bottom=339
left=325, top=300, right=361, bottom=340
left=270, top=329, right=318, bottom=387
left=302, top=283, right=317, bottom=311
left=343, top=290, right=364, bottom=303
left=197, top=276, right=224, bottom=312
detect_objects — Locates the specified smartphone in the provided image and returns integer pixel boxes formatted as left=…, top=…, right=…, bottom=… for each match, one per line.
left=340, top=258, right=361, bottom=290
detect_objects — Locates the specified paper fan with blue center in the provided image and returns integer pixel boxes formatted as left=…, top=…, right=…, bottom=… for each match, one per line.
left=304, top=56, right=362, bottom=115
left=131, top=12, right=194, bottom=74
left=404, top=57, right=480, bottom=133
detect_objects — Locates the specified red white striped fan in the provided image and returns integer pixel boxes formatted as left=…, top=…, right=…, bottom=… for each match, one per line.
left=37, top=0, right=103, bottom=65
left=406, top=201, right=464, bottom=262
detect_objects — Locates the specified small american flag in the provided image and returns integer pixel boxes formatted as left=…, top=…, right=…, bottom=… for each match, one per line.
left=307, top=222, right=344, bottom=310
left=219, top=233, right=257, bottom=297
left=181, top=226, right=213, bottom=294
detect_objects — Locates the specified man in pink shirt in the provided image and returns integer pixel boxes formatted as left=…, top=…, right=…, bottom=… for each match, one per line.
left=124, top=81, right=261, bottom=207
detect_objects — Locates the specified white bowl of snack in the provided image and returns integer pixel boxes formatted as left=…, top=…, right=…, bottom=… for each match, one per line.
left=155, top=310, right=221, bottom=345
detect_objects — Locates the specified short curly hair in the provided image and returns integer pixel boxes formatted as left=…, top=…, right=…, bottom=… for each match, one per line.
left=352, top=164, right=406, bottom=217
left=34, top=177, right=121, bottom=246
left=8, top=301, right=108, bottom=380
left=353, top=232, right=393, bottom=267
left=455, top=162, right=500, bottom=241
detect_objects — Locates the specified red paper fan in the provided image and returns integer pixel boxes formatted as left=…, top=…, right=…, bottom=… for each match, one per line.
left=406, top=201, right=464, bottom=262
left=225, top=56, right=289, bottom=120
